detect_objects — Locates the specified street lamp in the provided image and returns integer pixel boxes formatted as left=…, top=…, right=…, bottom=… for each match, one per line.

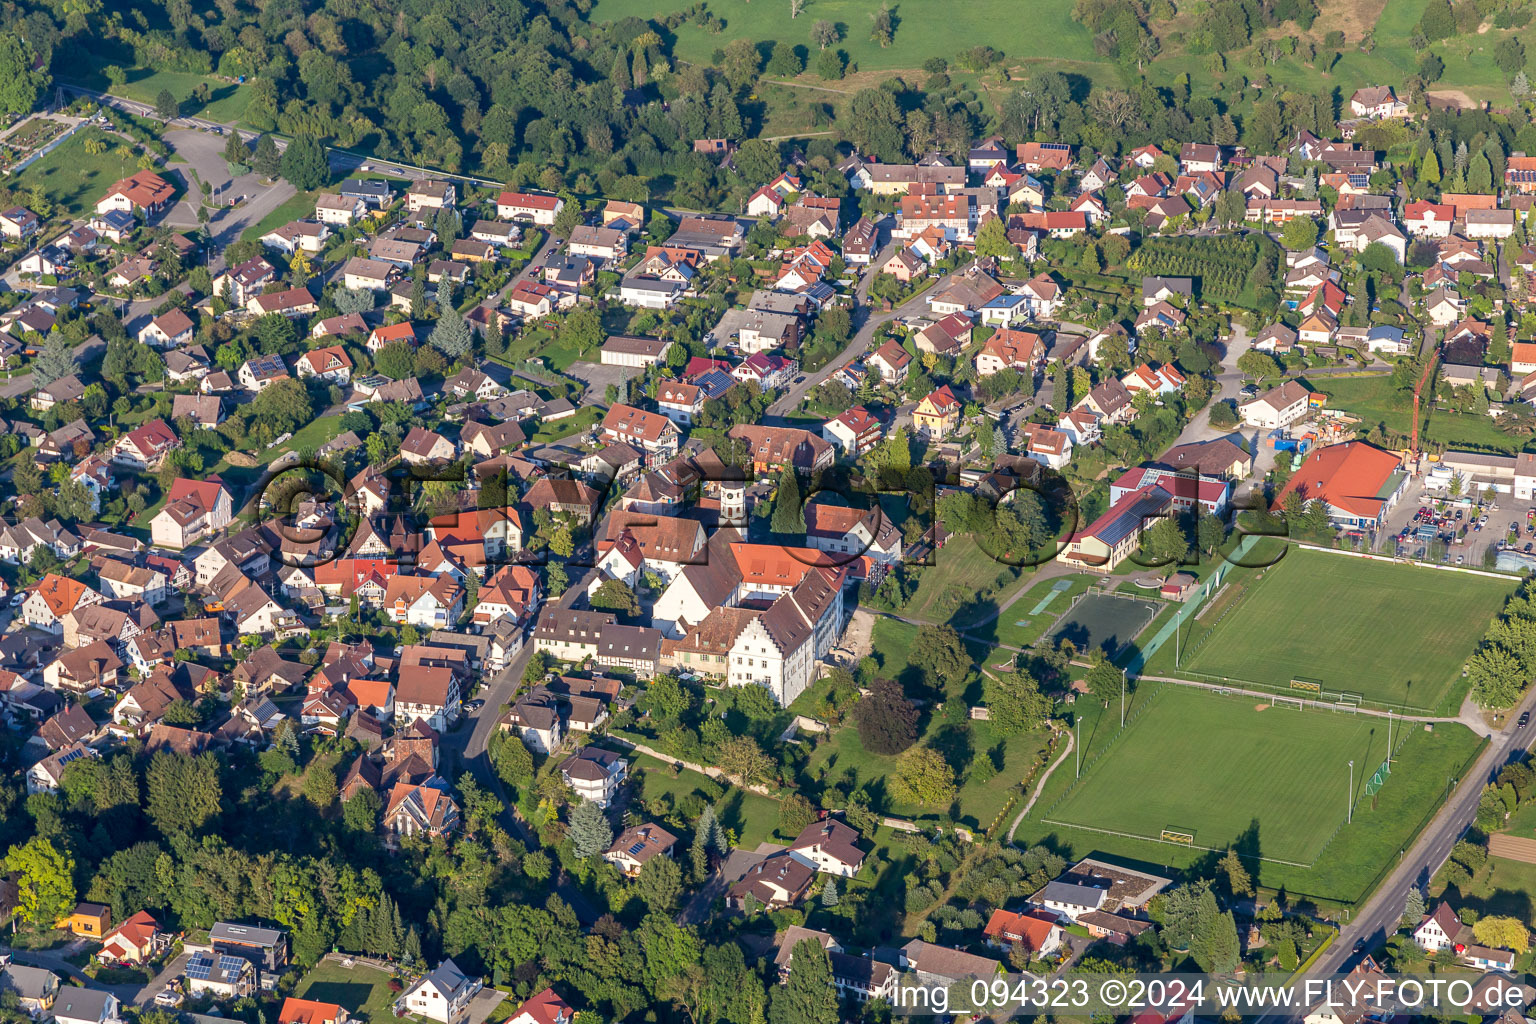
left=1348, top=760, right=1355, bottom=824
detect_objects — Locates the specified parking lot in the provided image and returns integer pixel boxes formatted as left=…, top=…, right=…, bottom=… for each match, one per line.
left=564, top=360, right=643, bottom=405
left=1377, top=480, right=1533, bottom=568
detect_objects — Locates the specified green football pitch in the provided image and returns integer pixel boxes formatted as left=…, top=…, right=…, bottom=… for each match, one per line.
left=1182, top=549, right=1513, bottom=710
left=1045, top=687, right=1393, bottom=866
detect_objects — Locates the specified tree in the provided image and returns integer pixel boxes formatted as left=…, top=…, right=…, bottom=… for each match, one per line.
left=303, top=760, right=338, bottom=808
left=1473, top=915, right=1529, bottom=954
left=766, top=42, right=803, bottom=78
left=891, top=747, right=956, bottom=807
left=155, top=89, right=179, bottom=120
left=1496, top=37, right=1528, bottom=80
left=223, top=130, right=252, bottom=169
left=590, top=578, right=639, bottom=615
left=251, top=134, right=282, bottom=179
left=846, top=87, right=904, bottom=159
left=342, top=787, right=381, bottom=832
left=1469, top=152, right=1494, bottom=195
left=778, top=793, right=817, bottom=838
left=816, top=48, right=846, bottom=80
left=5, top=837, right=75, bottom=928
left=770, top=938, right=840, bottom=1024
left=33, top=334, right=80, bottom=388
left=771, top=466, right=806, bottom=535
left=0, top=36, right=46, bottom=119
left=1085, top=660, right=1123, bottom=708
left=334, top=287, right=376, bottom=314
left=1237, top=350, right=1284, bottom=379
left=987, top=669, right=1051, bottom=735
left=1141, top=516, right=1189, bottom=565
left=854, top=677, right=919, bottom=754
left=145, top=751, right=222, bottom=836
left=1218, top=847, right=1254, bottom=897
left=636, top=852, right=683, bottom=913
left=690, top=805, right=722, bottom=880
left=280, top=134, right=329, bottom=191
left=1280, top=217, right=1319, bottom=251
left=1205, top=910, right=1242, bottom=974
left=912, top=624, right=969, bottom=691
left=821, top=877, right=839, bottom=907
left=1403, top=885, right=1426, bottom=925
left=975, top=216, right=1017, bottom=261
left=1421, top=148, right=1442, bottom=185
left=721, top=38, right=763, bottom=90
left=1197, top=512, right=1226, bottom=555
left=430, top=313, right=472, bottom=359
left=490, top=730, right=534, bottom=789
left=811, top=19, right=839, bottom=49
left=869, top=2, right=895, bottom=46
left=716, top=735, right=775, bottom=785
left=569, top=799, right=614, bottom=859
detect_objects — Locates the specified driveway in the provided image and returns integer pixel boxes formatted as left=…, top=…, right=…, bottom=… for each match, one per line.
left=131, top=951, right=189, bottom=1006
left=0, top=944, right=144, bottom=1005
left=563, top=361, right=642, bottom=405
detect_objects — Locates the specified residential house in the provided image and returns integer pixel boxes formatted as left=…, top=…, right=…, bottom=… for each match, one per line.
left=913, top=385, right=962, bottom=439
left=560, top=746, right=627, bottom=807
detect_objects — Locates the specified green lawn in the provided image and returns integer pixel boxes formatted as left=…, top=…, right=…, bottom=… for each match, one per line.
left=1017, top=685, right=1485, bottom=905
left=529, top=406, right=602, bottom=444
left=806, top=712, right=1051, bottom=831
left=588, top=0, right=1097, bottom=74
left=293, top=960, right=399, bottom=1024
left=1181, top=548, right=1513, bottom=710
left=109, top=70, right=255, bottom=124
left=629, top=751, right=781, bottom=847
left=1319, top=375, right=1525, bottom=455
left=1448, top=855, right=1536, bottom=929
left=240, top=190, right=320, bottom=242
left=9, top=131, right=142, bottom=216
left=967, top=574, right=1096, bottom=649
left=805, top=615, right=1051, bottom=830
left=902, top=534, right=1027, bottom=626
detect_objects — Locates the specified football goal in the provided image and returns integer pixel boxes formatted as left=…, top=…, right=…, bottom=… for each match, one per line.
left=1160, top=828, right=1196, bottom=845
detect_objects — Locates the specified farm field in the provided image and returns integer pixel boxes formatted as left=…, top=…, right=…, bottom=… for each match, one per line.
left=9, top=130, right=143, bottom=216
left=1045, top=687, right=1389, bottom=865
left=1181, top=548, right=1512, bottom=711
left=1017, top=685, right=1485, bottom=904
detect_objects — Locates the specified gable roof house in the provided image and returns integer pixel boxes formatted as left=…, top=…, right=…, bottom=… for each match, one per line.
left=111, top=418, right=180, bottom=471
left=400, top=960, right=481, bottom=1024
left=96, top=170, right=175, bottom=218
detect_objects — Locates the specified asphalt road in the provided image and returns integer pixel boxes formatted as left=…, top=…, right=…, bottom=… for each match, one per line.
left=767, top=230, right=926, bottom=419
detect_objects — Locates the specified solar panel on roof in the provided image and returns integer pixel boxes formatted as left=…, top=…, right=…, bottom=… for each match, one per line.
left=629, top=842, right=646, bottom=855
left=186, top=957, right=212, bottom=979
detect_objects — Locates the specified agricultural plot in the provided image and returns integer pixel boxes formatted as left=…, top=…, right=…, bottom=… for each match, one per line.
left=1181, top=549, right=1513, bottom=710
left=1125, top=235, right=1269, bottom=306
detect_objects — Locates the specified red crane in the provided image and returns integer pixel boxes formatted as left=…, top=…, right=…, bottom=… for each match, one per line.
left=1409, top=352, right=1439, bottom=467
